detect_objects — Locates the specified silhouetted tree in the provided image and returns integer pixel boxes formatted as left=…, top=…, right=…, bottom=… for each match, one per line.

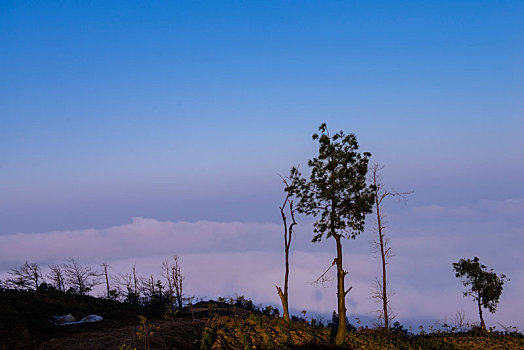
left=6, top=261, right=43, bottom=290
left=286, top=123, right=375, bottom=345
left=171, top=255, right=184, bottom=309
left=161, top=258, right=177, bottom=319
left=370, top=164, right=411, bottom=331
left=276, top=177, right=297, bottom=322
left=161, top=259, right=174, bottom=298
left=159, top=256, right=184, bottom=309
left=115, top=271, right=139, bottom=304
left=140, top=275, right=157, bottom=304
left=453, top=257, right=508, bottom=330
left=63, top=258, right=101, bottom=295
left=48, top=264, right=66, bottom=292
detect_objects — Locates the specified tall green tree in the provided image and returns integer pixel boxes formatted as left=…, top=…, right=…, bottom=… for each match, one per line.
left=453, top=257, right=508, bottom=330
left=287, top=123, right=375, bottom=345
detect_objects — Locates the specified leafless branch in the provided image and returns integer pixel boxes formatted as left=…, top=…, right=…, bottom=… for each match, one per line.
left=310, top=259, right=336, bottom=288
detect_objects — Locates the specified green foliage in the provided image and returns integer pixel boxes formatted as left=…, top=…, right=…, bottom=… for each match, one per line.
left=119, top=344, right=137, bottom=350
left=234, top=295, right=255, bottom=311
left=202, top=315, right=331, bottom=349
left=200, top=326, right=216, bottom=350
left=136, top=315, right=160, bottom=350
left=286, top=123, right=375, bottom=242
left=163, top=295, right=180, bottom=323
left=452, top=257, right=508, bottom=314
left=197, top=314, right=523, bottom=350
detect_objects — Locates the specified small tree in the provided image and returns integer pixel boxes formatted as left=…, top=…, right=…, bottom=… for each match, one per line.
left=63, top=258, right=101, bottom=295
left=287, top=123, right=375, bottom=345
left=453, top=257, right=508, bottom=330
left=136, top=315, right=159, bottom=350
left=275, top=177, right=297, bottom=322
left=6, top=261, right=43, bottom=290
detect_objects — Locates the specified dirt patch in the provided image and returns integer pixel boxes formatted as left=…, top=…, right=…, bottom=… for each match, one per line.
left=39, top=318, right=205, bottom=350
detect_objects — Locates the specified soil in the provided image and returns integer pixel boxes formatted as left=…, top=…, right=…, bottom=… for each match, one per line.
left=38, top=318, right=206, bottom=350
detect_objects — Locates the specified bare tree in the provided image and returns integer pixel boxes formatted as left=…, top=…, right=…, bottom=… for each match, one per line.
left=114, top=271, right=139, bottom=304
left=140, top=275, right=157, bottom=302
left=450, top=309, right=470, bottom=332
left=159, top=256, right=185, bottom=309
left=6, top=261, right=43, bottom=290
left=171, top=255, right=184, bottom=309
left=161, top=259, right=174, bottom=298
left=48, top=264, right=66, bottom=292
left=370, top=164, right=411, bottom=331
left=101, top=262, right=111, bottom=300
left=275, top=178, right=297, bottom=322
left=161, top=258, right=176, bottom=318
left=63, top=258, right=101, bottom=295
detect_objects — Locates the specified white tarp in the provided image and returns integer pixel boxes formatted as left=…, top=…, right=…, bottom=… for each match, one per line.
left=52, top=314, right=103, bottom=326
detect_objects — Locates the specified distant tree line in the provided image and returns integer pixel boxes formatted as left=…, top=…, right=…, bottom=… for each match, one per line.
left=0, top=255, right=186, bottom=311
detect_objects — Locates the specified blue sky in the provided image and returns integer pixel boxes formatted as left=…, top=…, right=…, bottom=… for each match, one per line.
left=1, top=0, right=523, bottom=328
left=2, top=0, right=523, bottom=233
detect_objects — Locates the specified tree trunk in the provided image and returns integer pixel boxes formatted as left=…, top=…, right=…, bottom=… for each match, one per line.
left=375, top=198, right=389, bottom=331
left=334, top=233, right=349, bottom=345
left=101, top=264, right=110, bottom=300
left=105, top=270, right=110, bottom=299
left=379, top=237, right=388, bottom=330
left=477, top=292, right=486, bottom=330
left=276, top=232, right=290, bottom=321
left=277, top=195, right=294, bottom=322
left=276, top=286, right=290, bottom=322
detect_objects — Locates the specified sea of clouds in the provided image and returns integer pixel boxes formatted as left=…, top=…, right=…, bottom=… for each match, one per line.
left=1, top=198, right=523, bottom=330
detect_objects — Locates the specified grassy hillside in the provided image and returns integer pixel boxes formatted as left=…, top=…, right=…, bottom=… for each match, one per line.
left=200, top=315, right=524, bottom=350
left=1, top=289, right=522, bottom=349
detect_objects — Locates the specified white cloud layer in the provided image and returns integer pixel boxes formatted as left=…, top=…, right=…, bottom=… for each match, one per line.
left=1, top=198, right=523, bottom=330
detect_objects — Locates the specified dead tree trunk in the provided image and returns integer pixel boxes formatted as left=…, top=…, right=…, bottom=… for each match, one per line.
left=370, top=164, right=411, bottom=332
left=276, top=190, right=296, bottom=322
left=101, top=263, right=111, bottom=300
left=132, top=264, right=138, bottom=296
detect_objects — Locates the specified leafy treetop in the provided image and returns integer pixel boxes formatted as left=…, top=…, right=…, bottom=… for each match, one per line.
left=287, top=123, right=375, bottom=242
left=453, top=257, right=508, bottom=313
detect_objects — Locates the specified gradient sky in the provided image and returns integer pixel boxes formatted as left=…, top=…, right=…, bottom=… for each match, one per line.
left=1, top=0, right=523, bottom=329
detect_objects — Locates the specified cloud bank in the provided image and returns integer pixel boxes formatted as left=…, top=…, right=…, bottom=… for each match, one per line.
left=1, top=198, right=523, bottom=330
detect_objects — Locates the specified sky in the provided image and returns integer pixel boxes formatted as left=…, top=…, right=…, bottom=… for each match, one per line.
left=1, top=0, right=523, bottom=330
